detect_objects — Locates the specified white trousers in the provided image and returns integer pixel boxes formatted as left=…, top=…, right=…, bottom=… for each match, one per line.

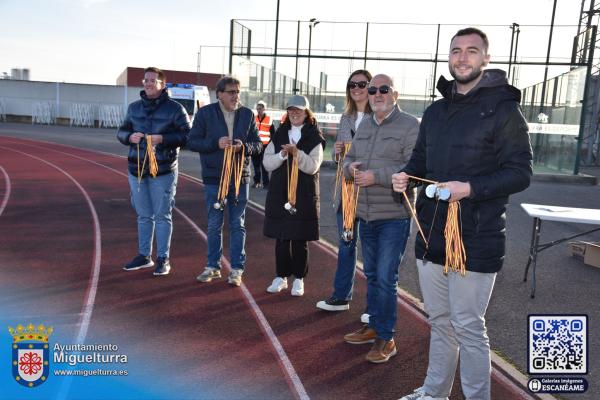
left=418, top=259, right=496, bottom=400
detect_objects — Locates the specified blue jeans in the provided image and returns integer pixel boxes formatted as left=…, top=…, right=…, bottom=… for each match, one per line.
left=332, top=208, right=359, bottom=301
left=359, top=217, right=411, bottom=341
left=204, top=182, right=248, bottom=270
left=128, top=171, right=178, bottom=259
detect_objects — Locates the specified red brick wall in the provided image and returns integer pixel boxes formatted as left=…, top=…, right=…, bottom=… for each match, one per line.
left=117, top=67, right=222, bottom=90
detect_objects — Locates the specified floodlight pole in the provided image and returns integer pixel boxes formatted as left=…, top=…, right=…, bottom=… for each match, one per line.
left=508, top=23, right=520, bottom=81
left=539, top=0, right=557, bottom=116
left=271, top=0, right=280, bottom=107
left=294, top=21, right=300, bottom=93
left=364, top=23, right=369, bottom=69
left=431, top=24, right=440, bottom=102
left=534, top=0, right=557, bottom=163
left=307, top=18, right=319, bottom=96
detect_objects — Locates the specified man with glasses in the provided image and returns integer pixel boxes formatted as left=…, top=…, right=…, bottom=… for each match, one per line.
left=118, top=67, right=191, bottom=276
left=341, top=73, right=419, bottom=364
left=393, top=28, right=532, bottom=400
left=187, top=76, right=261, bottom=287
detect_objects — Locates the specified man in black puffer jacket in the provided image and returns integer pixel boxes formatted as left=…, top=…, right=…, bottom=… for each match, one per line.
left=394, top=28, right=532, bottom=400
left=117, top=67, right=191, bottom=277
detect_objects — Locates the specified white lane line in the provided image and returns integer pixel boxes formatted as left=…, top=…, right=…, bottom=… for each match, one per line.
left=0, top=146, right=102, bottom=345
left=173, top=208, right=310, bottom=400
left=183, top=173, right=430, bottom=324
left=8, top=138, right=531, bottom=398
left=0, top=165, right=11, bottom=217
left=18, top=142, right=310, bottom=400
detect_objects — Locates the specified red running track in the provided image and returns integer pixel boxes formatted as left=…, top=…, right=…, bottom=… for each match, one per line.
left=0, top=136, right=533, bottom=400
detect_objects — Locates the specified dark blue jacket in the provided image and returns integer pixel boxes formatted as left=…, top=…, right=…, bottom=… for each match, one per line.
left=117, top=90, right=191, bottom=177
left=402, top=69, right=533, bottom=273
left=187, top=102, right=261, bottom=184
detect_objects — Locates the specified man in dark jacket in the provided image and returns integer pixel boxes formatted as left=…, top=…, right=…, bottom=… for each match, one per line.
left=187, top=76, right=261, bottom=287
left=117, top=67, right=191, bottom=276
left=394, top=28, right=532, bottom=400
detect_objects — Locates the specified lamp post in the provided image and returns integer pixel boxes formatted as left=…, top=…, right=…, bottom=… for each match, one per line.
left=271, top=0, right=280, bottom=107
left=534, top=0, right=557, bottom=163
left=508, top=23, right=520, bottom=82
left=306, top=18, right=319, bottom=96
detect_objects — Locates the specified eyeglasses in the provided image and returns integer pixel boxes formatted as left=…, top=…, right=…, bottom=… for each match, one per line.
left=367, top=85, right=392, bottom=95
left=223, top=90, right=240, bottom=95
left=347, top=80, right=369, bottom=89
left=142, top=79, right=163, bottom=85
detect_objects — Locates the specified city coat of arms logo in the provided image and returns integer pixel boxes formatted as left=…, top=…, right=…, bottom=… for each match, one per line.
left=8, top=323, right=53, bottom=388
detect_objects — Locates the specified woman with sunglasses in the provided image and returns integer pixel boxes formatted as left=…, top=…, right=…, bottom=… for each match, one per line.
left=263, top=95, right=326, bottom=296
left=316, top=69, right=372, bottom=321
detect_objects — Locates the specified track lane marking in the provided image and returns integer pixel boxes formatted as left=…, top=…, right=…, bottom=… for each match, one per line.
left=0, top=146, right=102, bottom=344
left=4, top=136, right=534, bottom=400
left=0, top=165, right=11, bottom=217
left=11, top=141, right=309, bottom=400
left=0, top=145, right=102, bottom=400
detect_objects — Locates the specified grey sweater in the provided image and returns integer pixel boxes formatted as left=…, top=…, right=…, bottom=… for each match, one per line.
left=343, top=105, right=419, bottom=222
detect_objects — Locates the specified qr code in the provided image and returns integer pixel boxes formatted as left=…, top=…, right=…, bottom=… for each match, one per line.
left=528, top=315, right=587, bottom=374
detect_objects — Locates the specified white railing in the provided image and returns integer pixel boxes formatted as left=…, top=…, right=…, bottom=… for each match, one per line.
left=0, top=98, right=6, bottom=122
left=69, top=103, right=96, bottom=127
left=32, top=101, right=55, bottom=125
left=99, top=104, right=124, bottom=128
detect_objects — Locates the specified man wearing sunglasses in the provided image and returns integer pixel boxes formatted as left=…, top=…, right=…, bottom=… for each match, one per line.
left=342, top=74, right=419, bottom=364
left=187, top=76, right=262, bottom=287
left=393, top=28, right=532, bottom=400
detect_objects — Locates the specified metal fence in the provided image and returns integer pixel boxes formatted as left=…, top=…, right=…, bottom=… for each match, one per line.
left=229, top=19, right=598, bottom=173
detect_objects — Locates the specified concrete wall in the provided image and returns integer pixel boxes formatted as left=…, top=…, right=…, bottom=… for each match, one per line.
left=0, top=79, right=139, bottom=120
left=0, top=80, right=219, bottom=126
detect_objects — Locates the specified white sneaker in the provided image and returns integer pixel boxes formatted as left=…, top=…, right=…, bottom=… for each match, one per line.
left=291, top=278, right=304, bottom=296
left=228, top=269, right=243, bottom=287
left=398, top=386, right=448, bottom=400
left=361, top=313, right=370, bottom=324
left=267, top=277, right=288, bottom=293
left=196, top=267, right=221, bottom=283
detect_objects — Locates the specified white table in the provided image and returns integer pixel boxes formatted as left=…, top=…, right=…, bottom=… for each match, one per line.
left=521, top=203, right=600, bottom=298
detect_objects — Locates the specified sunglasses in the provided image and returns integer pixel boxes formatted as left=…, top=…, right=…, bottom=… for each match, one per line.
left=347, top=80, right=369, bottom=89
left=367, top=85, right=392, bottom=95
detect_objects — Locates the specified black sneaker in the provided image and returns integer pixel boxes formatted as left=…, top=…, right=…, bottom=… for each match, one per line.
left=316, top=297, right=350, bottom=311
left=153, top=257, right=171, bottom=276
left=123, top=254, right=154, bottom=271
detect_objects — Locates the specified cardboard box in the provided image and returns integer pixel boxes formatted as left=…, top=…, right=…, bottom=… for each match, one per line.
left=584, top=242, right=600, bottom=268
left=569, top=241, right=600, bottom=268
left=569, top=242, right=586, bottom=260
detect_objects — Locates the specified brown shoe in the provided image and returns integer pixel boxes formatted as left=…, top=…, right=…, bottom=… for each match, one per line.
left=344, top=325, right=376, bottom=344
left=366, top=338, right=397, bottom=363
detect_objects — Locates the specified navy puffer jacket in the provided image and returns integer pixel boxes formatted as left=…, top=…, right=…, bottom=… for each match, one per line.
left=186, top=102, right=262, bottom=185
left=117, top=90, right=190, bottom=177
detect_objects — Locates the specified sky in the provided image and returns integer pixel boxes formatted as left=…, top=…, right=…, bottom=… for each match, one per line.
left=0, top=0, right=587, bottom=90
